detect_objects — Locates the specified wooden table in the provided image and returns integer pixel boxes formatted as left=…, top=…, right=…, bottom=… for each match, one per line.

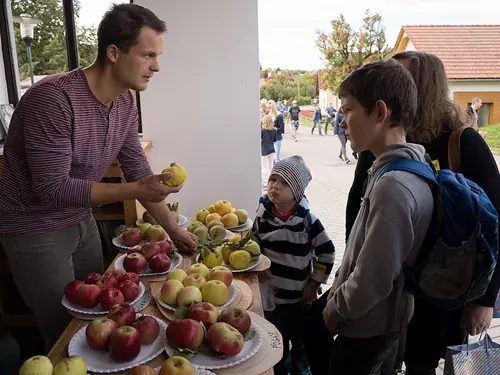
left=48, top=252, right=274, bottom=375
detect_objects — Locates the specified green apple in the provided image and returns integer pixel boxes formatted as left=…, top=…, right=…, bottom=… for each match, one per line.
left=166, top=268, right=188, bottom=283
left=187, top=263, right=210, bottom=278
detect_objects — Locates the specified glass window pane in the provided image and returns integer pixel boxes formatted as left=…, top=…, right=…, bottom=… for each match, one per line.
left=11, top=0, right=68, bottom=95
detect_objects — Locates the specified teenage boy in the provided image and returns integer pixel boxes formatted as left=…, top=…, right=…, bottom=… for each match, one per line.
left=322, top=60, right=434, bottom=374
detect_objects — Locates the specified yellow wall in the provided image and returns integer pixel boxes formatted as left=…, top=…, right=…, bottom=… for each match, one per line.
left=454, top=91, right=500, bottom=125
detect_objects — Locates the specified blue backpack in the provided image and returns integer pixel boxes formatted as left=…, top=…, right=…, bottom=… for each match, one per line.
left=380, top=158, right=499, bottom=311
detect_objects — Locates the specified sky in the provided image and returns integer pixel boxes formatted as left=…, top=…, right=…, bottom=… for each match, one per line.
left=78, top=0, right=500, bottom=71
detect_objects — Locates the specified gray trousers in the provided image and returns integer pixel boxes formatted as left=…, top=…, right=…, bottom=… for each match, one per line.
left=0, top=214, right=104, bottom=352
left=338, top=133, right=348, bottom=160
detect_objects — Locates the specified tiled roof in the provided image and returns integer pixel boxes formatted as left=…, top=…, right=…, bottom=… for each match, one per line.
left=398, top=25, right=500, bottom=80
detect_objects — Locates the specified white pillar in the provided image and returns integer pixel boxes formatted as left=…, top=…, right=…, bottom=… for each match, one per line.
left=136, top=0, right=261, bottom=217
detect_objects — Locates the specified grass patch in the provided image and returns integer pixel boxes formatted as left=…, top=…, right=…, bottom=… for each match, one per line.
left=299, top=118, right=313, bottom=127
left=483, top=124, right=500, bottom=155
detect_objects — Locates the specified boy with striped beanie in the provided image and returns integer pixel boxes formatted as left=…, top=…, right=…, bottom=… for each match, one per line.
left=253, top=155, right=335, bottom=375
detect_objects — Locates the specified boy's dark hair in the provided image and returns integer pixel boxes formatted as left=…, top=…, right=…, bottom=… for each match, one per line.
left=338, top=59, right=417, bottom=131
left=97, top=4, right=166, bottom=62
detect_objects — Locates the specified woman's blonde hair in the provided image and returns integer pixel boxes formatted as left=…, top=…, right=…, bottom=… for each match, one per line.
left=262, top=115, right=275, bottom=130
left=267, top=101, right=279, bottom=121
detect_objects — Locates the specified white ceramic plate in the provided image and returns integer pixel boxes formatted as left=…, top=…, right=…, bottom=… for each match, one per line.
left=68, top=314, right=166, bottom=373
left=164, top=321, right=264, bottom=370
left=62, top=282, right=145, bottom=315
left=155, top=283, right=238, bottom=311
left=114, top=252, right=183, bottom=277
left=65, top=281, right=152, bottom=320
left=226, top=218, right=253, bottom=232
left=196, top=254, right=262, bottom=273
left=155, top=367, right=215, bottom=375
left=137, top=215, right=189, bottom=228
left=113, top=233, right=171, bottom=250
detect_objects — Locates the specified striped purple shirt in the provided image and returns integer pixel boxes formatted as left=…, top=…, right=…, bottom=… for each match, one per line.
left=0, top=68, right=153, bottom=235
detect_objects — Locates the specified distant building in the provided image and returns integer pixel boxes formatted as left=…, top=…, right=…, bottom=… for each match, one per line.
left=393, top=25, right=500, bottom=125
left=317, top=70, right=340, bottom=111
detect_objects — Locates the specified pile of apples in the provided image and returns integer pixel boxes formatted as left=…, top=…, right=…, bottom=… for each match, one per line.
left=64, top=270, right=141, bottom=310
left=85, top=304, right=160, bottom=362
left=124, top=240, right=174, bottom=274
left=18, top=354, right=87, bottom=375
left=166, top=305, right=253, bottom=358
left=160, top=263, right=233, bottom=307
left=120, top=223, right=167, bottom=247
left=128, top=356, right=195, bottom=375
left=192, top=200, right=248, bottom=233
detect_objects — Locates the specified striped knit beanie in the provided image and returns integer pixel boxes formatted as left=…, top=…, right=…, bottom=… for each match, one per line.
left=270, top=155, right=312, bottom=202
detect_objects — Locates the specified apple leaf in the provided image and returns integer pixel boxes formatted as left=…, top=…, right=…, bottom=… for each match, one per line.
left=114, top=225, right=132, bottom=236
left=243, top=328, right=256, bottom=341
left=173, top=348, right=198, bottom=359
left=197, top=341, right=216, bottom=357
left=173, top=306, right=189, bottom=320
left=241, top=229, right=256, bottom=246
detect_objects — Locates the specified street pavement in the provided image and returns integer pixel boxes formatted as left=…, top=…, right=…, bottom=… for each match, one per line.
left=278, top=125, right=500, bottom=374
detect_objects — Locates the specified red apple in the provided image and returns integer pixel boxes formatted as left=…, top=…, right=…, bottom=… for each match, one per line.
left=85, top=317, right=118, bottom=350
left=127, top=246, right=142, bottom=255
left=149, top=254, right=171, bottom=273
left=131, top=315, right=160, bottom=344
left=141, top=242, right=161, bottom=261
left=109, top=326, right=142, bottom=362
left=101, top=277, right=119, bottom=291
left=207, top=322, right=244, bottom=356
left=158, top=356, right=195, bottom=375
left=64, top=280, right=84, bottom=304
left=100, top=288, right=125, bottom=311
left=183, top=273, right=206, bottom=289
left=123, top=253, right=148, bottom=274
left=122, top=228, right=143, bottom=247
left=76, top=284, right=102, bottom=308
left=207, top=266, right=233, bottom=288
left=157, top=241, right=173, bottom=257
left=128, top=365, right=157, bottom=375
left=165, top=319, right=204, bottom=349
left=108, top=303, right=136, bottom=327
left=104, top=269, right=125, bottom=281
left=219, top=306, right=252, bottom=334
left=119, top=272, right=139, bottom=285
left=119, top=280, right=140, bottom=302
left=188, top=302, right=219, bottom=329
left=84, top=273, right=102, bottom=285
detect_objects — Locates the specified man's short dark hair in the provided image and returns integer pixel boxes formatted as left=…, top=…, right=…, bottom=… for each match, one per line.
left=97, top=4, right=166, bottom=62
left=338, top=60, right=417, bottom=131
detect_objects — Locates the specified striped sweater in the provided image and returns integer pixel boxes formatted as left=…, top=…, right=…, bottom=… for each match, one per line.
left=254, top=194, right=335, bottom=304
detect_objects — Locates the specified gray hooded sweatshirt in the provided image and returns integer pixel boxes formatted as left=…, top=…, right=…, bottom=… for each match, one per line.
left=326, top=143, right=434, bottom=338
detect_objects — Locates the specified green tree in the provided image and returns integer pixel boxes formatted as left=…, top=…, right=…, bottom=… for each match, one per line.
left=260, top=73, right=316, bottom=105
left=12, top=0, right=97, bottom=80
left=316, top=10, right=391, bottom=94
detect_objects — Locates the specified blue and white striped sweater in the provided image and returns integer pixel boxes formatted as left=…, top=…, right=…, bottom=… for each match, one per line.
left=254, top=195, right=335, bottom=304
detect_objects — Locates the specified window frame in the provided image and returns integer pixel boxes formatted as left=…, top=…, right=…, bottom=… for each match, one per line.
left=1, top=0, right=143, bottom=132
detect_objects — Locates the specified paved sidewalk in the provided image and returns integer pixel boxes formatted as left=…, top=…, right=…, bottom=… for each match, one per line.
left=278, top=125, right=500, bottom=374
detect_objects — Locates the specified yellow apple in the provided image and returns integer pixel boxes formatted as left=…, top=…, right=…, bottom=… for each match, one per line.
left=53, top=356, right=87, bottom=375
left=162, top=163, right=187, bottom=186
left=221, top=244, right=233, bottom=263
left=19, top=356, right=53, bottom=375
left=202, top=247, right=223, bottom=268
left=177, top=286, right=203, bottom=306
left=229, top=250, right=251, bottom=270
left=158, top=356, right=195, bottom=375
left=222, top=213, right=239, bottom=228
left=161, top=279, right=184, bottom=304
left=166, top=269, right=188, bottom=283
left=206, top=205, right=216, bottom=214
left=215, top=200, right=233, bottom=216
left=202, top=280, right=229, bottom=306
left=205, top=213, right=222, bottom=225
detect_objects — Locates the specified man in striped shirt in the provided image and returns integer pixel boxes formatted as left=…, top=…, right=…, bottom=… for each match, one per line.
left=255, top=155, right=335, bottom=375
left=0, top=4, right=196, bottom=350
